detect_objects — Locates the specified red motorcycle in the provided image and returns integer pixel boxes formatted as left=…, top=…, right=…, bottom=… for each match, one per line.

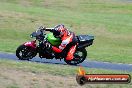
left=16, top=27, right=94, bottom=65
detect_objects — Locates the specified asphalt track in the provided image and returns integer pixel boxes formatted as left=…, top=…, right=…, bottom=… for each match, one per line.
left=0, top=52, right=132, bottom=72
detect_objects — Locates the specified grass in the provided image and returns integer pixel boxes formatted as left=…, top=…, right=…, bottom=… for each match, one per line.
left=0, top=59, right=132, bottom=88
left=2, top=58, right=132, bottom=75
left=0, top=59, right=131, bottom=76
left=0, top=0, right=132, bottom=64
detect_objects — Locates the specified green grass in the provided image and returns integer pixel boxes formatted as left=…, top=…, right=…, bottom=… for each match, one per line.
left=0, top=0, right=132, bottom=63
left=0, top=59, right=132, bottom=76
left=0, top=59, right=132, bottom=88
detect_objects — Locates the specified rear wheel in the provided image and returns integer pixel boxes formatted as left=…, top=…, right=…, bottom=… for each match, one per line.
left=16, top=45, right=37, bottom=60
left=64, top=48, right=87, bottom=65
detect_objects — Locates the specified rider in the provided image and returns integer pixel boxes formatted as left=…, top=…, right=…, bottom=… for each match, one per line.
left=45, top=24, right=77, bottom=61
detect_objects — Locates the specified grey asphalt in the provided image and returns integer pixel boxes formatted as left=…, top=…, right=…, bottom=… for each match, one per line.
left=0, top=52, right=132, bottom=72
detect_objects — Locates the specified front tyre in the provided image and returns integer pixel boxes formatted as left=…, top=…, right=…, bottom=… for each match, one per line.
left=16, top=45, right=37, bottom=60
left=64, top=48, right=87, bottom=65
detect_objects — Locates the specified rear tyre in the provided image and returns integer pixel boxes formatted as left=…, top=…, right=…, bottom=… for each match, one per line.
left=64, top=48, right=87, bottom=65
left=16, top=45, right=37, bottom=60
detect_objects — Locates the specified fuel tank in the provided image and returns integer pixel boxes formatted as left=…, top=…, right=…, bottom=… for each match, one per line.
left=47, top=33, right=61, bottom=46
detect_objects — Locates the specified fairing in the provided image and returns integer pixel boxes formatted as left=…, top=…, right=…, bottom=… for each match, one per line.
left=24, top=41, right=36, bottom=49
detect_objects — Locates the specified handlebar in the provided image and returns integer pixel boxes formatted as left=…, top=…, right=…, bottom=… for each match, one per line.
left=38, top=26, right=54, bottom=31
left=30, top=26, right=54, bottom=38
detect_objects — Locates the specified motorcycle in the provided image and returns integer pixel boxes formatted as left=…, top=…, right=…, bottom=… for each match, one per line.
left=16, top=26, right=94, bottom=65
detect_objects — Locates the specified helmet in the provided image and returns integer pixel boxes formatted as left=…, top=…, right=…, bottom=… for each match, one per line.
left=53, top=24, right=65, bottom=38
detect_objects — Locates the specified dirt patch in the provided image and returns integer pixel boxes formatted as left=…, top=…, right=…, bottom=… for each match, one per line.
left=0, top=67, right=89, bottom=88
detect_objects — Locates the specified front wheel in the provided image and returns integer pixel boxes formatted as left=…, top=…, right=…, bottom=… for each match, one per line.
left=16, top=45, right=37, bottom=60
left=64, top=48, right=87, bottom=65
